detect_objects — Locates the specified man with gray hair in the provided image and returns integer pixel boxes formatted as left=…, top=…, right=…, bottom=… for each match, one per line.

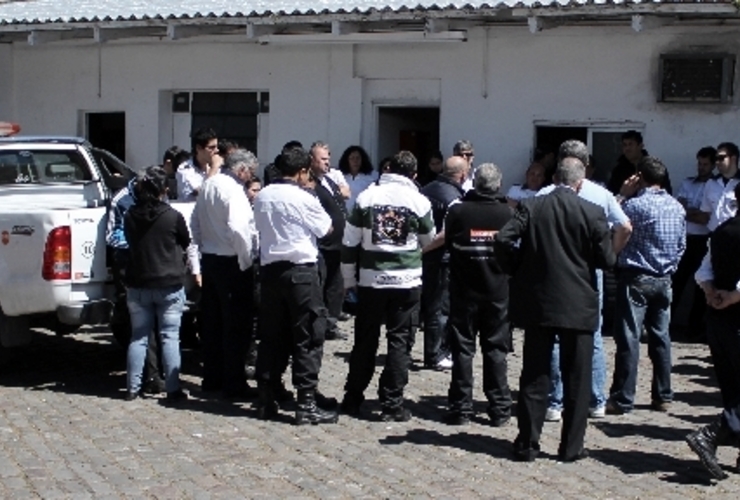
left=537, top=140, right=632, bottom=422
left=191, top=148, right=259, bottom=399
left=495, top=156, right=615, bottom=462
left=443, top=163, right=514, bottom=426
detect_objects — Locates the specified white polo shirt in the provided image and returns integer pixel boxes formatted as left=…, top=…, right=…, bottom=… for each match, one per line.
left=254, top=182, right=332, bottom=266
left=507, top=184, right=538, bottom=202
left=676, top=176, right=710, bottom=236
left=176, top=159, right=208, bottom=202
left=700, top=173, right=740, bottom=232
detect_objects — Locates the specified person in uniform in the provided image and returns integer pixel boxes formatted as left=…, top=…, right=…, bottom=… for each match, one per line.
left=253, top=147, right=338, bottom=425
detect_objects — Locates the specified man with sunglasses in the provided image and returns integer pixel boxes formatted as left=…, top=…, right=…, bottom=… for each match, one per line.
left=699, top=142, right=740, bottom=233
left=453, top=140, right=476, bottom=191
left=176, top=127, right=219, bottom=202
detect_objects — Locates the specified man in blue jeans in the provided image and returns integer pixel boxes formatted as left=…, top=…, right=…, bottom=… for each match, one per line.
left=608, top=156, right=686, bottom=414
left=538, top=141, right=633, bottom=421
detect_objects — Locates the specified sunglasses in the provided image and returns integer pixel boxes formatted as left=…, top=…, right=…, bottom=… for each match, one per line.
left=460, top=152, right=474, bottom=158
left=716, top=154, right=729, bottom=161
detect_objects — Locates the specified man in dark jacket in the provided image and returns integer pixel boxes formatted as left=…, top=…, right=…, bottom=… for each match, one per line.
left=607, top=130, right=672, bottom=195
left=419, top=155, right=468, bottom=369
left=495, top=156, right=615, bottom=463
left=443, top=163, right=513, bottom=426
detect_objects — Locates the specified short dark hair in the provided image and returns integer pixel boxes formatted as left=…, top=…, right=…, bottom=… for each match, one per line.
left=378, top=156, right=392, bottom=173
left=338, top=145, right=373, bottom=175
left=282, top=140, right=303, bottom=153
left=190, top=127, right=218, bottom=154
left=622, top=130, right=643, bottom=144
left=247, top=176, right=262, bottom=188
left=162, top=145, right=190, bottom=167
left=696, top=146, right=717, bottom=163
left=717, top=142, right=740, bottom=159
left=218, top=139, right=239, bottom=157
left=429, top=150, right=443, bottom=162
left=137, top=165, right=168, bottom=204
left=388, top=151, right=418, bottom=178
left=637, top=156, right=667, bottom=186
left=279, top=147, right=311, bottom=177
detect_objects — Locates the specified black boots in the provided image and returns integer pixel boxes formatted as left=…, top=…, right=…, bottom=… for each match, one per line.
left=256, top=385, right=279, bottom=421
left=685, top=420, right=731, bottom=480
left=295, top=390, right=339, bottom=425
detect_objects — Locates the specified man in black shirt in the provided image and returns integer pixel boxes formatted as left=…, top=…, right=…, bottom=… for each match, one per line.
left=443, top=163, right=514, bottom=426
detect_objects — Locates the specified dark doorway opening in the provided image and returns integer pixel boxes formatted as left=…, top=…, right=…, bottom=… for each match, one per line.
left=191, top=92, right=260, bottom=155
left=377, top=107, right=440, bottom=173
left=86, top=112, right=126, bottom=162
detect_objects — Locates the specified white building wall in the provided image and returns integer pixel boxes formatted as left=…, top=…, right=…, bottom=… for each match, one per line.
left=6, top=24, right=740, bottom=187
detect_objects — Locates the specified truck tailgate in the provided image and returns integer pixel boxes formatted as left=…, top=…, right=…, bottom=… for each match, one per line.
left=0, top=207, right=108, bottom=316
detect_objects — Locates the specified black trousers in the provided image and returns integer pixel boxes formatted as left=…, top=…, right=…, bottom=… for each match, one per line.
left=199, top=254, right=254, bottom=394
left=706, top=311, right=740, bottom=437
left=517, top=326, right=593, bottom=459
left=344, top=286, right=421, bottom=410
left=318, top=249, right=344, bottom=329
left=671, top=234, right=709, bottom=335
left=421, top=255, right=450, bottom=365
left=255, top=262, right=326, bottom=392
left=447, top=292, right=511, bottom=418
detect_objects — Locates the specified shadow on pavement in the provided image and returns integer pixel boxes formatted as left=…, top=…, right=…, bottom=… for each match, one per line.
left=378, top=429, right=520, bottom=460
left=588, top=448, right=713, bottom=485
left=592, top=421, right=687, bottom=442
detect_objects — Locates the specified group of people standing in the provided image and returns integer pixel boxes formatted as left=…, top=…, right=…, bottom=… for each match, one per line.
left=107, top=126, right=740, bottom=479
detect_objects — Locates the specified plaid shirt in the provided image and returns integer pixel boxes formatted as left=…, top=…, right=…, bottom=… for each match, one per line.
left=618, top=187, right=686, bottom=276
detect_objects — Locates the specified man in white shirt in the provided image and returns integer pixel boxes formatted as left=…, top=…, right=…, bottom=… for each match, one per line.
left=699, top=142, right=740, bottom=232
left=191, top=149, right=258, bottom=399
left=253, top=147, right=338, bottom=426
left=672, top=146, right=715, bottom=340
left=176, top=127, right=219, bottom=202
left=310, top=141, right=350, bottom=199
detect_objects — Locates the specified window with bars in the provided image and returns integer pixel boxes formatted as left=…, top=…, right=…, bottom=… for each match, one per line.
left=659, top=54, right=735, bottom=103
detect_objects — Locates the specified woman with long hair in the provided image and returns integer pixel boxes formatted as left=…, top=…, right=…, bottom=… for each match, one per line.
left=124, top=166, right=191, bottom=401
left=338, top=145, right=375, bottom=211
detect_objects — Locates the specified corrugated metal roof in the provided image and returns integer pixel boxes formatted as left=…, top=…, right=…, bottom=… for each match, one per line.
left=0, top=0, right=734, bottom=25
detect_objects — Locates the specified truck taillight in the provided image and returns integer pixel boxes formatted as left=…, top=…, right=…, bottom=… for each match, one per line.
left=42, top=226, right=71, bottom=280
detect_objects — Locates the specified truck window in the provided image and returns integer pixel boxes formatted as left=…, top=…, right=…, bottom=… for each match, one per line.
left=0, top=150, right=92, bottom=185
left=91, top=148, right=136, bottom=193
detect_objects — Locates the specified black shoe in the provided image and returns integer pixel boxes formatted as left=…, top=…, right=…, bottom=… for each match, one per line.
left=340, top=395, right=363, bottom=417
left=295, top=390, right=339, bottom=425
left=166, top=389, right=189, bottom=402
left=686, top=422, right=729, bottom=480
left=488, top=414, right=511, bottom=428
left=338, top=312, right=352, bottom=322
left=256, top=385, right=279, bottom=421
left=558, top=449, right=589, bottom=463
left=143, top=377, right=166, bottom=395
left=381, top=407, right=412, bottom=422
left=512, top=439, right=539, bottom=462
left=125, top=391, right=141, bottom=401
left=443, top=411, right=471, bottom=426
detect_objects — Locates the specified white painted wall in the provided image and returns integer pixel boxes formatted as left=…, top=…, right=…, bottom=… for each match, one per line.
left=2, top=24, right=740, bottom=188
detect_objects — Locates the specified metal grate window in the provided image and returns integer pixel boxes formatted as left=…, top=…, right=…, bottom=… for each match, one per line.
left=191, top=92, right=263, bottom=154
left=659, top=54, right=735, bottom=103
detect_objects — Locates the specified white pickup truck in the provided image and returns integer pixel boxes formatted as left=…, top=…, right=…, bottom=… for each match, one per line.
left=0, top=137, right=157, bottom=354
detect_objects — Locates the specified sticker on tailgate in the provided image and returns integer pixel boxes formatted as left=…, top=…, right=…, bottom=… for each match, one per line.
left=11, top=225, right=34, bottom=236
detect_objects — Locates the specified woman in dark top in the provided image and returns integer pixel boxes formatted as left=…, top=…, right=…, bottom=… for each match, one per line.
left=123, top=166, right=191, bottom=401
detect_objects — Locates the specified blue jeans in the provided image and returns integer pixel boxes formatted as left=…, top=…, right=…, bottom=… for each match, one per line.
left=549, top=270, right=606, bottom=410
left=422, top=255, right=450, bottom=366
left=126, top=286, right=185, bottom=394
left=609, top=270, right=673, bottom=412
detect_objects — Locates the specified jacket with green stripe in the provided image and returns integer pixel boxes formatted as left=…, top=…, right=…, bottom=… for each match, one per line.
left=341, top=173, right=435, bottom=289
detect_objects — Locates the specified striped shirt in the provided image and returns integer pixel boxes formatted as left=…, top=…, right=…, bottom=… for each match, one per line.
left=341, top=173, right=435, bottom=289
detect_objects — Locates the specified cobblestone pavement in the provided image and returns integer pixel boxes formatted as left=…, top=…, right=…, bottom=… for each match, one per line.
left=0, top=322, right=738, bottom=499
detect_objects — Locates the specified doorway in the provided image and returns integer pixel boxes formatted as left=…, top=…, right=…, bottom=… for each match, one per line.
left=377, top=107, right=440, bottom=172
left=86, top=112, right=126, bottom=162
